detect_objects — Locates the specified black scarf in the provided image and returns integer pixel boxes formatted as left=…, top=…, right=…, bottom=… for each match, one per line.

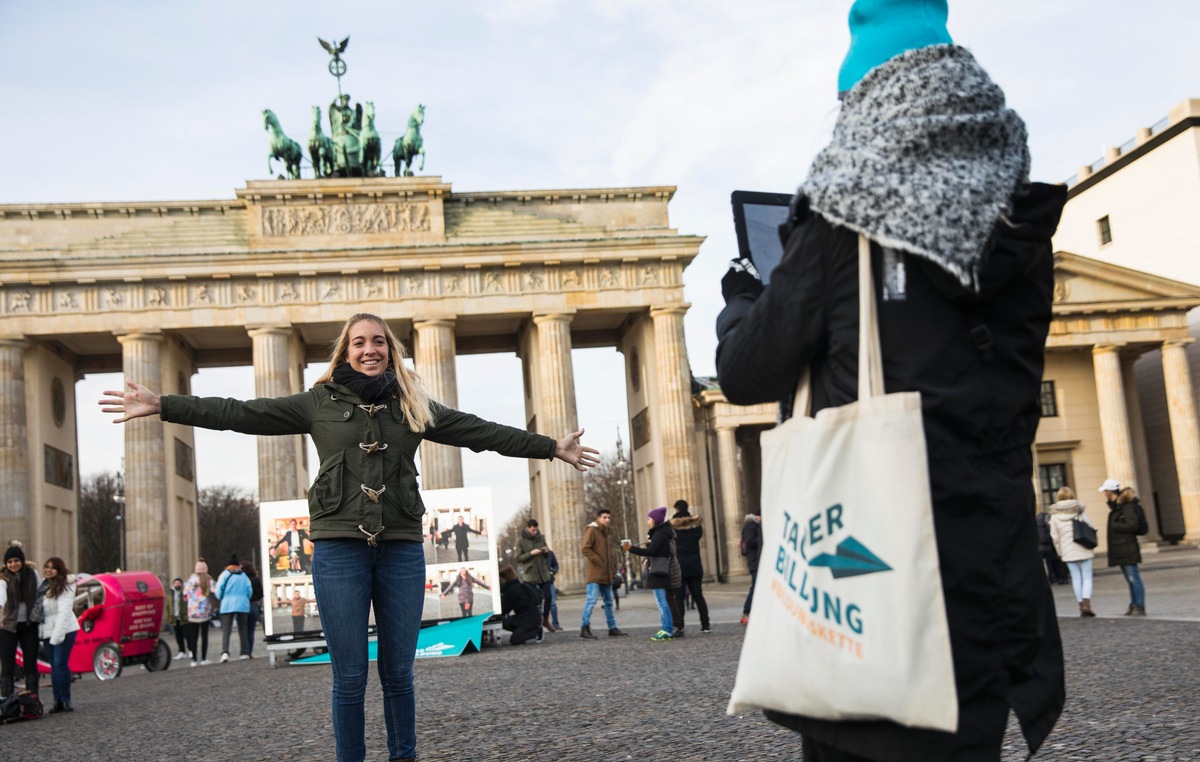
left=331, top=362, right=399, bottom=403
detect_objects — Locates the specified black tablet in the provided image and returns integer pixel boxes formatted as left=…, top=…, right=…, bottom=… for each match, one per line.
left=731, top=190, right=793, bottom=285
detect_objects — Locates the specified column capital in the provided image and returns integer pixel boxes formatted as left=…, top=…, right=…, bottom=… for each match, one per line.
left=0, top=337, right=28, bottom=350
left=246, top=324, right=294, bottom=338
left=115, top=331, right=164, bottom=346
left=1092, top=343, right=1125, bottom=356
left=1164, top=338, right=1196, bottom=351
left=533, top=312, right=575, bottom=325
left=413, top=317, right=457, bottom=331
left=650, top=303, right=691, bottom=319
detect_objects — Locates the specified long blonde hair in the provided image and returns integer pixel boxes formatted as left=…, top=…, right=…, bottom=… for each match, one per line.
left=314, top=313, right=435, bottom=432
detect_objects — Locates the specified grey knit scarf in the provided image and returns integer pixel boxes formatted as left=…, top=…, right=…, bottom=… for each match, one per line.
left=801, top=45, right=1030, bottom=292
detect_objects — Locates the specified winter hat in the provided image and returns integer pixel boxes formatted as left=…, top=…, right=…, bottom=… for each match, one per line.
left=4, top=545, right=25, bottom=564
left=648, top=506, right=668, bottom=525
left=194, top=559, right=209, bottom=574
left=226, top=554, right=239, bottom=568
left=838, top=0, right=953, bottom=95
left=673, top=499, right=690, bottom=516
left=1098, top=478, right=1120, bottom=493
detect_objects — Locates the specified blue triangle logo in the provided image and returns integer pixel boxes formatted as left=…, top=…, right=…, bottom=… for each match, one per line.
left=808, top=536, right=891, bottom=579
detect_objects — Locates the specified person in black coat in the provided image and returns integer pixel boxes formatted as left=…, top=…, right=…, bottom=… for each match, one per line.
left=739, top=514, right=762, bottom=624
left=715, top=5, right=1064, bottom=759
left=623, top=507, right=680, bottom=641
left=669, top=500, right=710, bottom=635
left=498, top=565, right=542, bottom=645
left=1103, top=483, right=1147, bottom=615
left=1036, top=509, right=1070, bottom=585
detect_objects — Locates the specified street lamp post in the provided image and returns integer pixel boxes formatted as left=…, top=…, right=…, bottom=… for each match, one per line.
left=114, top=464, right=126, bottom=571
left=616, top=431, right=633, bottom=594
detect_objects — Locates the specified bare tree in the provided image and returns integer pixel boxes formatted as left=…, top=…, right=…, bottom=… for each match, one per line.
left=198, top=485, right=259, bottom=570
left=584, top=449, right=637, bottom=567
left=497, top=503, right=531, bottom=567
left=78, top=471, right=122, bottom=572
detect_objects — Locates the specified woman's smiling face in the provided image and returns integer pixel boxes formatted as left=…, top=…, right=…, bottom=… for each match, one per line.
left=346, top=319, right=390, bottom=376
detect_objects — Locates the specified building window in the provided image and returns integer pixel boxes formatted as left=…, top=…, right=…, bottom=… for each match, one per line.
left=1097, top=215, right=1112, bottom=246
left=1040, top=381, right=1058, bottom=417
left=1039, top=463, right=1068, bottom=510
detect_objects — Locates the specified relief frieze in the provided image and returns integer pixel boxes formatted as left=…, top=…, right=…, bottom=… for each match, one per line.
left=261, top=201, right=432, bottom=237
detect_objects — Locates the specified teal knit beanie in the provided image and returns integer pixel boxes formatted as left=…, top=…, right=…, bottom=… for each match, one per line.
left=837, top=0, right=953, bottom=95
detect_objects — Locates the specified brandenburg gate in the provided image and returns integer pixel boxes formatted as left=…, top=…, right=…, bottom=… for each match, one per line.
left=0, top=177, right=705, bottom=590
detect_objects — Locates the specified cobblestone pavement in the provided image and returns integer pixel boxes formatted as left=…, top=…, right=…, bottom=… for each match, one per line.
left=11, top=551, right=1198, bottom=761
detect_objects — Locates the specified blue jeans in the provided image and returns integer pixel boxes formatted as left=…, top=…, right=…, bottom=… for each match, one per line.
left=549, top=583, right=560, bottom=628
left=313, top=539, right=425, bottom=762
left=1067, top=559, right=1093, bottom=602
left=42, top=631, right=76, bottom=704
left=245, top=603, right=261, bottom=655
left=652, top=588, right=674, bottom=632
left=1121, top=564, right=1145, bottom=607
left=581, top=583, right=617, bottom=629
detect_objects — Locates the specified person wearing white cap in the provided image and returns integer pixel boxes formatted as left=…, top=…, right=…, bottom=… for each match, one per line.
left=1101, top=480, right=1147, bottom=615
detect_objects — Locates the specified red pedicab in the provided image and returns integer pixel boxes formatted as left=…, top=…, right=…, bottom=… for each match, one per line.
left=17, top=571, right=171, bottom=681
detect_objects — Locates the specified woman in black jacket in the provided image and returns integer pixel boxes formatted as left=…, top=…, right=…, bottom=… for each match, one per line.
left=497, top=565, right=542, bottom=645
left=669, top=500, right=710, bottom=635
left=1105, top=485, right=1146, bottom=615
left=623, top=506, right=679, bottom=641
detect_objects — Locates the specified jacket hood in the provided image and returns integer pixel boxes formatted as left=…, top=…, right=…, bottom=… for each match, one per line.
left=670, top=515, right=702, bottom=530
left=1049, top=499, right=1083, bottom=515
left=520, top=528, right=544, bottom=541
left=648, top=521, right=676, bottom=539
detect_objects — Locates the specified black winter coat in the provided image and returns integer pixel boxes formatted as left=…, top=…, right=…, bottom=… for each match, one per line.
left=628, top=522, right=679, bottom=590
left=741, top=518, right=763, bottom=572
left=499, top=579, right=541, bottom=632
left=716, top=184, right=1067, bottom=761
left=1106, top=498, right=1143, bottom=567
left=669, top=515, right=704, bottom=578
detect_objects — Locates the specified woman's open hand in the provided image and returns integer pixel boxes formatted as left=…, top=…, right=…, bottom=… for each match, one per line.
left=99, top=380, right=162, bottom=424
left=554, top=428, right=601, bottom=472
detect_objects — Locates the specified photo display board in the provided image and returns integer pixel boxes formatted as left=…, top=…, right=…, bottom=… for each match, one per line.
left=259, top=488, right=500, bottom=638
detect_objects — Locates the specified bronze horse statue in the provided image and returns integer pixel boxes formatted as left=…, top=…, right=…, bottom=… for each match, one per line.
left=263, top=109, right=303, bottom=179
left=362, top=101, right=383, bottom=177
left=392, top=104, right=426, bottom=177
left=308, top=106, right=335, bottom=179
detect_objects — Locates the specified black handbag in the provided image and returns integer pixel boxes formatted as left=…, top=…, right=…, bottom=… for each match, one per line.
left=648, top=555, right=670, bottom=579
left=1071, top=517, right=1098, bottom=550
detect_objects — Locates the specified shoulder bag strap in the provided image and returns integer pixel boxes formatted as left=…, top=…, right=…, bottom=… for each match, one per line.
left=858, top=234, right=885, bottom=401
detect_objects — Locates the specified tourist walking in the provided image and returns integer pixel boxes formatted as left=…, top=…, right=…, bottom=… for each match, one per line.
left=669, top=499, right=710, bottom=635
left=714, top=2, right=1066, bottom=756
left=1102, top=480, right=1147, bottom=615
left=1049, top=487, right=1096, bottom=617
left=38, top=556, right=78, bottom=713
left=183, top=559, right=216, bottom=666
left=624, top=506, right=679, bottom=641
left=579, top=508, right=626, bottom=639
left=740, top=513, right=762, bottom=624
left=242, top=560, right=264, bottom=656
left=514, top=518, right=557, bottom=632
left=214, top=555, right=253, bottom=661
left=0, top=544, right=41, bottom=699
left=101, top=311, right=598, bottom=762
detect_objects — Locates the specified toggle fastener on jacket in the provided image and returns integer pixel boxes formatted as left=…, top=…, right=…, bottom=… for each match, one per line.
left=359, top=441, right=389, bottom=454
left=360, top=484, right=387, bottom=503
left=357, top=403, right=388, bottom=416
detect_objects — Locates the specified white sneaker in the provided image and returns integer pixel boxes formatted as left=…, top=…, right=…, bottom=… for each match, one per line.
left=173, top=651, right=187, bottom=660
left=239, top=655, right=249, bottom=660
left=190, top=660, right=198, bottom=668
left=199, top=659, right=212, bottom=665
left=220, top=653, right=230, bottom=663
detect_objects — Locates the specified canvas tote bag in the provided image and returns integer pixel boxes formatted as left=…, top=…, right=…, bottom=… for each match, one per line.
left=727, top=235, right=958, bottom=732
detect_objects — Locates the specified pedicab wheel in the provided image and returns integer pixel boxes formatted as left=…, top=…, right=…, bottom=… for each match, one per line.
left=93, top=642, right=123, bottom=681
left=145, top=640, right=171, bottom=673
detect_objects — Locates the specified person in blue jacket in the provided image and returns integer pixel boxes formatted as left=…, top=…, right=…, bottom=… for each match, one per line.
left=214, top=555, right=253, bottom=662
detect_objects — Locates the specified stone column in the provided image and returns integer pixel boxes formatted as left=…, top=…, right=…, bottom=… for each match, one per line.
left=118, top=332, right=169, bottom=578
left=1162, top=340, right=1200, bottom=542
left=533, top=313, right=585, bottom=591
left=413, top=319, right=463, bottom=489
left=0, top=340, right=30, bottom=546
left=1092, top=344, right=1136, bottom=486
left=248, top=325, right=301, bottom=501
left=651, top=305, right=702, bottom=514
left=716, top=426, right=748, bottom=577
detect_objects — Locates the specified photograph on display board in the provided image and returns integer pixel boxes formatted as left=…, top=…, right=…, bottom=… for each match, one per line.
left=424, top=506, right=490, bottom=566
left=265, top=515, right=314, bottom=579
left=428, top=565, right=495, bottom=621
left=269, top=580, right=322, bottom=638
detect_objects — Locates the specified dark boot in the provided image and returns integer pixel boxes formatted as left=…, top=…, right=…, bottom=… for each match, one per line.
left=1130, top=605, right=1146, bottom=616
left=542, top=616, right=554, bottom=633
left=1080, top=599, right=1096, bottom=617
left=608, top=628, right=627, bottom=637
left=579, top=625, right=596, bottom=639
left=48, top=700, right=65, bottom=715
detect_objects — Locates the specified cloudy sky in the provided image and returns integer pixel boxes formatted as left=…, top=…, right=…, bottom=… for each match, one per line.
left=2, top=1, right=1197, bottom=524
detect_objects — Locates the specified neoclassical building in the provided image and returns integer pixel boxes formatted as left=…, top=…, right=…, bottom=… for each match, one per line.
left=0, top=177, right=705, bottom=589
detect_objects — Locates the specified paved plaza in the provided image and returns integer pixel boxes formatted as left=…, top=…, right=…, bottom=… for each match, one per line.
left=10, top=550, right=1199, bottom=761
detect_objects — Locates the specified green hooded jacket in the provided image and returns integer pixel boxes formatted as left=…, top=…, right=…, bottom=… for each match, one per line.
left=161, top=382, right=556, bottom=543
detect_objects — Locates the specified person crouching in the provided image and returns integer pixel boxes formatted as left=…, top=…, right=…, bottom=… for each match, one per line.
left=498, top=564, right=542, bottom=645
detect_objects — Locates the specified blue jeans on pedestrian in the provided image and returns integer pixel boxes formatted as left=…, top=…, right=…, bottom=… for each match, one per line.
left=652, top=588, right=674, bottom=632
left=245, top=603, right=261, bottom=655
left=41, top=631, right=76, bottom=705
left=1121, top=564, right=1145, bottom=607
left=580, top=583, right=617, bottom=629
left=549, top=583, right=560, bottom=628
left=313, top=539, right=426, bottom=762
